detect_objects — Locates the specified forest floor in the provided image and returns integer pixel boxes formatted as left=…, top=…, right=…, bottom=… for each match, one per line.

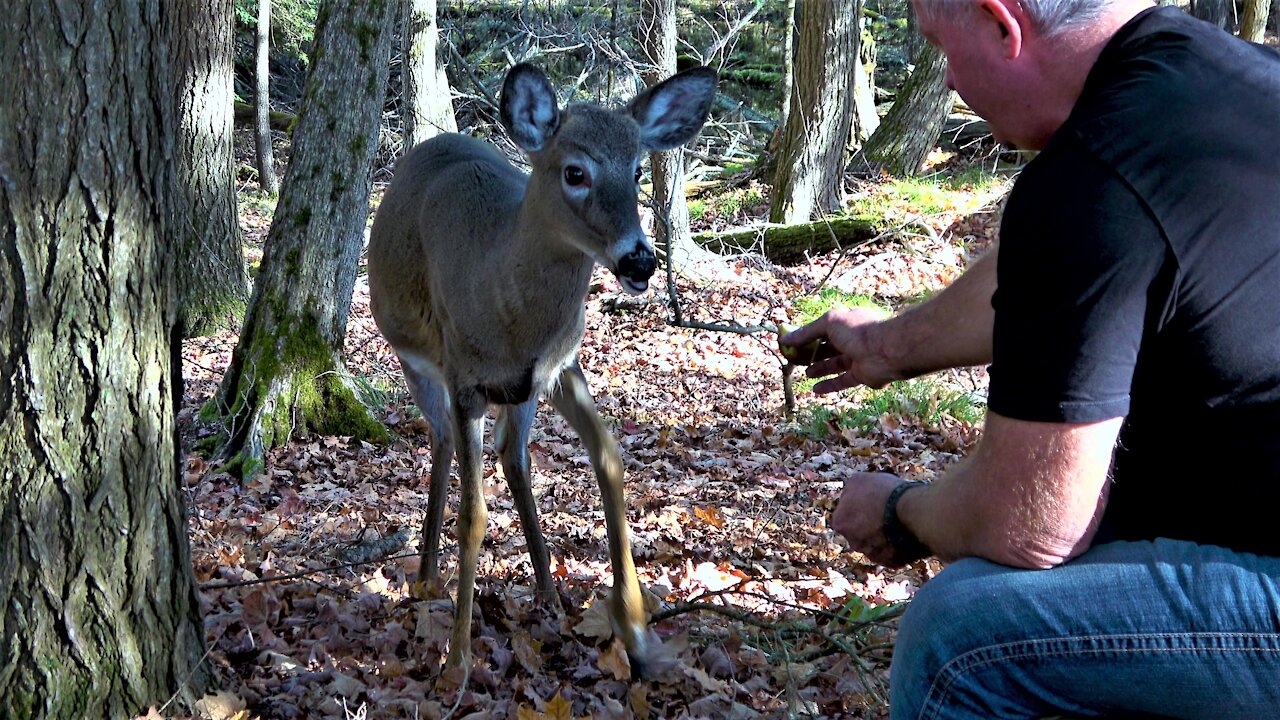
left=174, top=143, right=1008, bottom=720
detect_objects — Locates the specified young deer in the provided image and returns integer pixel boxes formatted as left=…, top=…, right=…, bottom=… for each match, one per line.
left=367, top=63, right=716, bottom=674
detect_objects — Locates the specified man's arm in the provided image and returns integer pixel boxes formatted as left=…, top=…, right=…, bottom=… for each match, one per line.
left=786, top=243, right=998, bottom=394
left=898, top=411, right=1120, bottom=568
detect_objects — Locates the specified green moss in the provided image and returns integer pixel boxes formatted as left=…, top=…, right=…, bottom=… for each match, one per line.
left=331, top=170, right=349, bottom=202
left=284, top=248, right=302, bottom=276
left=354, top=22, right=377, bottom=59
left=293, top=208, right=312, bottom=227
left=183, top=295, right=247, bottom=338
left=198, top=399, right=220, bottom=424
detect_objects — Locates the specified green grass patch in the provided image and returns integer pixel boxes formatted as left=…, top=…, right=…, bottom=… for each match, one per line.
left=791, top=289, right=887, bottom=325
left=848, top=169, right=1008, bottom=218
left=688, top=198, right=708, bottom=222
left=711, top=186, right=765, bottom=217
left=794, top=377, right=985, bottom=438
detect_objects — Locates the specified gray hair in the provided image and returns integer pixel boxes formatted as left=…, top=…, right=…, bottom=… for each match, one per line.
left=915, top=0, right=1115, bottom=38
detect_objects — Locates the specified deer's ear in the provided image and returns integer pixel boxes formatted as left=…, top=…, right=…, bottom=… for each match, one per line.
left=628, top=66, right=717, bottom=151
left=501, top=64, right=560, bottom=152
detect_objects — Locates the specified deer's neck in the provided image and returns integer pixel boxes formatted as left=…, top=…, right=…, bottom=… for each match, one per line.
left=511, top=193, right=596, bottom=298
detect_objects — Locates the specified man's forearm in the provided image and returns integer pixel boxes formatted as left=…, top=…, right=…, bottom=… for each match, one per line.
left=896, top=411, right=1118, bottom=569
left=878, top=243, right=997, bottom=379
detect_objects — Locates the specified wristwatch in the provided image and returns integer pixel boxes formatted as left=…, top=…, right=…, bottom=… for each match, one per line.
left=883, top=482, right=930, bottom=562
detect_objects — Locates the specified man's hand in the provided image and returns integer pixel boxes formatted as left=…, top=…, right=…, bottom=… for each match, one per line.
left=831, top=472, right=924, bottom=568
left=782, top=307, right=896, bottom=394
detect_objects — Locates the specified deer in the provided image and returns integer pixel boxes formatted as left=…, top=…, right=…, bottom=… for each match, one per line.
left=367, top=63, right=717, bottom=675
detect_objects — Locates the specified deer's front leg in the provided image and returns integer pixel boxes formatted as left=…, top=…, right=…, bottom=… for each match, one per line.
left=495, top=400, right=558, bottom=603
left=446, top=388, right=488, bottom=671
left=548, top=362, right=651, bottom=677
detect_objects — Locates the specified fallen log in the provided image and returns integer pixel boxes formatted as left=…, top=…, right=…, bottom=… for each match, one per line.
left=693, top=214, right=888, bottom=264
left=234, top=101, right=295, bottom=131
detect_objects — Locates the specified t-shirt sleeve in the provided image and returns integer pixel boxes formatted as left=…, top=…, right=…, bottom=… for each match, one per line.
left=988, top=140, right=1169, bottom=424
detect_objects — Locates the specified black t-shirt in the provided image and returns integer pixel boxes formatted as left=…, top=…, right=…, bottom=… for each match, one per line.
left=989, top=7, right=1280, bottom=556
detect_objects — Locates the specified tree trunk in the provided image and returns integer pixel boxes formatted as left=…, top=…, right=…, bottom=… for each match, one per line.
left=1192, top=0, right=1235, bottom=30
left=1240, top=0, right=1273, bottom=41
left=208, top=0, right=396, bottom=476
left=769, top=1, right=858, bottom=224
left=255, top=0, right=280, bottom=194
left=640, top=0, right=703, bottom=268
left=756, top=0, right=796, bottom=181
left=402, top=0, right=457, bottom=152
left=0, top=2, right=207, bottom=716
left=172, top=0, right=249, bottom=337
left=855, top=43, right=952, bottom=177
left=851, top=13, right=880, bottom=147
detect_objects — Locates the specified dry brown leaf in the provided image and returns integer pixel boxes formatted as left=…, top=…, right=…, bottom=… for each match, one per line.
left=693, top=505, right=726, bottom=528
left=597, top=638, right=632, bottom=681
left=194, top=691, right=246, bottom=720
left=572, top=598, right=614, bottom=642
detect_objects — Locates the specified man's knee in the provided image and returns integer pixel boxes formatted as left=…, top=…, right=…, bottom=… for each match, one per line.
left=890, top=558, right=1032, bottom=718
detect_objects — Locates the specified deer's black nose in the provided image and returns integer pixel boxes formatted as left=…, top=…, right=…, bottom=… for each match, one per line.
left=617, top=247, right=656, bottom=281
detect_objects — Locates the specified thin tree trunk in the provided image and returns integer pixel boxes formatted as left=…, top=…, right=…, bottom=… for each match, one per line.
left=640, top=0, right=701, bottom=268
left=256, top=0, right=280, bottom=194
left=769, top=0, right=858, bottom=224
left=403, top=0, right=457, bottom=152
left=209, top=0, right=397, bottom=476
left=172, top=0, right=249, bottom=337
left=758, top=0, right=797, bottom=180
left=0, top=1, right=207, bottom=715
left=851, top=13, right=880, bottom=147
left=1240, top=0, right=1273, bottom=41
left=856, top=43, right=952, bottom=177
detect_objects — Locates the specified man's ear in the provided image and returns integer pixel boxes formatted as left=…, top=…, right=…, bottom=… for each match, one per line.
left=978, top=0, right=1024, bottom=58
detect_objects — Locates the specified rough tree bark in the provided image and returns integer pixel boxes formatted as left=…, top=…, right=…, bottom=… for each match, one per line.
left=855, top=43, right=952, bottom=177
left=769, top=1, right=859, bottom=224
left=0, top=1, right=207, bottom=716
left=640, top=0, right=704, bottom=269
left=255, top=0, right=280, bottom=194
left=402, top=0, right=457, bottom=151
left=1240, top=0, right=1273, bottom=41
left=172, top=0, right=249, bottom=337
left=1192, top=0, right=1234, bottom=30
left=207, top=0, right=397, bottom=476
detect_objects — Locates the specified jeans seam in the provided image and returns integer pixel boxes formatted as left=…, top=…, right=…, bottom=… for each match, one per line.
left=918, top=632, right=1280, bottom=720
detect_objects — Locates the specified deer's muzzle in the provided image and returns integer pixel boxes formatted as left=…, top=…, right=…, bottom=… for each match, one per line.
left=615, top=246, right=657, bottom=295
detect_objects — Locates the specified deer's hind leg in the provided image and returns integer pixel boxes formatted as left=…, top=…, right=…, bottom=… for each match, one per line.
left=548, top=361, right=651, bottom=676
left=495, top=399, right=559, bottom=605
left=397, top=351, right=453, bottom=583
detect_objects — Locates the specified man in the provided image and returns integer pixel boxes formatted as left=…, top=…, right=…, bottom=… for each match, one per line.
left=784, top=1, right=1280, bottom=717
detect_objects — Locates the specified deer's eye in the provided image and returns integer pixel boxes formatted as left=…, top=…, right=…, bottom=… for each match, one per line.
left=564, top=166, right=587, bottom=187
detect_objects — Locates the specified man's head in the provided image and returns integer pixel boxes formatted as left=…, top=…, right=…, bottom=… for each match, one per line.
left=912, top=0, right=1154, bottom=149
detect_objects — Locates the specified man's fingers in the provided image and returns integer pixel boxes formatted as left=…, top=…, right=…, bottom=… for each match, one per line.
left=781, top=315, right=825, bottom=346
left=812, top=374, right=860, bottom=395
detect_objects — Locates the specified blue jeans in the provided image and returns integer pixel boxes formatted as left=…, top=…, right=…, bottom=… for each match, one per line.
left=890, top=540, right=1280, bottom=719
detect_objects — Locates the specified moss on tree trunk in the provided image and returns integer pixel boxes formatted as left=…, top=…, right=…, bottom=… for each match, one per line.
left=206, top=0, right=398, bottom=476
left=694, top=214, right=886, bottom=264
